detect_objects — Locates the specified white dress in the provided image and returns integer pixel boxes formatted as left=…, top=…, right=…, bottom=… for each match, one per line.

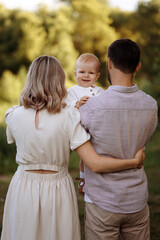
left=1, top=105, right=90, bottom=240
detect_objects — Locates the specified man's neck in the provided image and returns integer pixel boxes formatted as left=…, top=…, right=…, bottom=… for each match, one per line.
left=111, top=70, right=133, bottom=87
left=112, top=80, right=133, bottom=87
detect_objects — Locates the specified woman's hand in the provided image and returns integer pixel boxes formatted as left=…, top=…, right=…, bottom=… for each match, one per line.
left=134, top=148, right=145, bottom=168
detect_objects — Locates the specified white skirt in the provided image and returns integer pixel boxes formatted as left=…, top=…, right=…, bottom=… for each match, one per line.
left=1, top=167, right=81, bottom=240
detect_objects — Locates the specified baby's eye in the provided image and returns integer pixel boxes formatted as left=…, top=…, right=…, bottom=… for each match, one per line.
left=89, top=72, right=94, bottom=74
left=79, top=71, right=84, bottom=73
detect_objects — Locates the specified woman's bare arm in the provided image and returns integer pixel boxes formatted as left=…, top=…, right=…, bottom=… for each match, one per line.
left=75, top=141, right=145, bottom=173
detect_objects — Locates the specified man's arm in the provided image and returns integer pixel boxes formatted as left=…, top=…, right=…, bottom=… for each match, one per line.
left=76, top=141, right=145, bottom=173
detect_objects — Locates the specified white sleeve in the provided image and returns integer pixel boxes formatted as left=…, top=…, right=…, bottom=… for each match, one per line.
left=5, top=105, right=19, bottom=144
left=68, top=108, right=90, bottom=150
left=65, top=88, right=79, bottom=108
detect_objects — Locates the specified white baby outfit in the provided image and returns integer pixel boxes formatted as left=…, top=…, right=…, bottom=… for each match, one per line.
left=66, top=85, right=104, bottom=108
left=66, top=84, right=104, bottom=203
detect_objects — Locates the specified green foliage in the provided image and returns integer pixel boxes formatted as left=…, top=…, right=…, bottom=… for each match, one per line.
left=144, top=124, right=160, bottom=239
left=110, top=0, right=160, bottom=82
left=133, top=0, right=160, bottom=111
left=109, top=9, right=137, bottom=40
left=0, top=68, right=26, bottom=124
left=0, top=1, right=159, bottom=112
left=70, top=0, right=117, bottom=86
left=69, top=151, right=80, bottom=171
left=139, top=78, right=160, bottom=118
left=0, top=0, right=160, bottom=90
left=0, top=68, right=26, bottom=103
left=0, top=6, right=45, bottom=76
left=134, top=0, right=160, bottom=81
left=71, top=0, right=115, bottom=54
left=110, top=0, right=160, bottom=110
left=0, top=126, right=17, bottom=174
left=37, top=6, right=78, bottom=82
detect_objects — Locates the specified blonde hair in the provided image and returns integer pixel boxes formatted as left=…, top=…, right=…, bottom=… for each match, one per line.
left=20, top=55, right=67, bottom=113
left=76, top=53, right=100, bottom=72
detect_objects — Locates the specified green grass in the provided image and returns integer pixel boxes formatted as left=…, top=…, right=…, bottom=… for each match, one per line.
left=144, top=124, right=160, bottom=239
left=0, top=179, right=12, bottom=235
left=0, top=126, right=17, bottom=175
left=0, top=126, right=160, bottom=239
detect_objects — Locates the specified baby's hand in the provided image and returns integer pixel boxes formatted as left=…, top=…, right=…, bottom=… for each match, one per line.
left=75, top=177, right=85, bottom=196
left=80, top=96, right=90, bottom=105
left=75, top=96, right=90, bottom=108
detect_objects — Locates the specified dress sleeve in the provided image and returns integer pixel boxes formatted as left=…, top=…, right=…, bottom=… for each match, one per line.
left=5, top=105, right=19, bottom=144
left=68, top=108, right=90, bottom=150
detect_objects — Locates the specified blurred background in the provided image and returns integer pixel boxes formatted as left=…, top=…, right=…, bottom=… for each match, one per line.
left=0, top=0, right=160, bottom=239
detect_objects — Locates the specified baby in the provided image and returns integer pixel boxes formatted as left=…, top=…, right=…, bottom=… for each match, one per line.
left=66, top=53, right=104, bottom=108
left=66, top=53, right=104, bottom=194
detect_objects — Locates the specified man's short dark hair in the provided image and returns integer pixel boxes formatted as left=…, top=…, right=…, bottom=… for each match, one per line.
left=107, top=39, right=140, bottom=74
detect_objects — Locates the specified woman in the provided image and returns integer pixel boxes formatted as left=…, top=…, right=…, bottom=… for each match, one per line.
left=1, top=56, right=144, bottom=240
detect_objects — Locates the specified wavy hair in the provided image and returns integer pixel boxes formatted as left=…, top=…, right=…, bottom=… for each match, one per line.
left=20, top=55, right=67, bottom=113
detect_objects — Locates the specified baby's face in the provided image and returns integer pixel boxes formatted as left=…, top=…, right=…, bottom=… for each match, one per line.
left=75, top=61, right=100, bottom=88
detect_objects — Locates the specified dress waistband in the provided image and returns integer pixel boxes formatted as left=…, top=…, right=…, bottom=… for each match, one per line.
left=18, top=164, right=65, bottom=172
left=17, top=166, right=68, bottom=181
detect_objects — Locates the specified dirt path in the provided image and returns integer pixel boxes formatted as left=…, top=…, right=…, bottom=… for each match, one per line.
left=0, top=175, right=12, bottom=182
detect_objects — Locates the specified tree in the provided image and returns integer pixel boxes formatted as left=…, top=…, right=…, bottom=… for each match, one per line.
left=109, top=9, right=136, bottom=40
left=70, top=0, right=118, bottom=86
left=134, top=0, right=160, bottom=110
left=110, top=0, right=160, bottom=110
left=59, top=0, right=117, bottom=86
left=133, top=0, right=160, bottom=81
left=0, top=5, right=45, bottom=76
left=0, top=67, right=26, bottom=124
left=37, top=6, right=78, bottom=82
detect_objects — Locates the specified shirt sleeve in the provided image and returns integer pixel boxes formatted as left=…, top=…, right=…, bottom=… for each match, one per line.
left=68, top=108, right=90, bottom=150
left=79, top=100, right=92, bottom=131
left=5, top=105, right=19, bottom=144
left=65, top=88, right=78, bottom=108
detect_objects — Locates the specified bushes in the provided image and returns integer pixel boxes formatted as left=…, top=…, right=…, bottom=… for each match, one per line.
left=0, top=126, right=17, bottom=174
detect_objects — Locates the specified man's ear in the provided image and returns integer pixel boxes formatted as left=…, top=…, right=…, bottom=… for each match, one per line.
left=108, top=58, right=113, bottom=70
left=134, top=62, right=141, bottom=73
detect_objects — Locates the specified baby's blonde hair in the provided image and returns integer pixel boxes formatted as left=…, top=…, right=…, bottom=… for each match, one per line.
left=76, top=53, right=100, bottom=71
left=20, top=55, right=67, bottom=113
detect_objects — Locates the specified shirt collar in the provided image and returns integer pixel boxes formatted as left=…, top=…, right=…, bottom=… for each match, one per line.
left=75, top=85, right=95, bottom=89
left=108, top=84, right=138, bottom=93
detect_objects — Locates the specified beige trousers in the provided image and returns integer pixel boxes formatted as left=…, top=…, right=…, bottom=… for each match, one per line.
left=85, top=203, right=150, bottom=240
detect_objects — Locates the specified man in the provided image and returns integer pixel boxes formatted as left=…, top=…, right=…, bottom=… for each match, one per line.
left=79, top=39, right=158, bottom=240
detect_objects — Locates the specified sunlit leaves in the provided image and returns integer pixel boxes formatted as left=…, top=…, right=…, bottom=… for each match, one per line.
left=0, top=7, right=45, bottom=75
